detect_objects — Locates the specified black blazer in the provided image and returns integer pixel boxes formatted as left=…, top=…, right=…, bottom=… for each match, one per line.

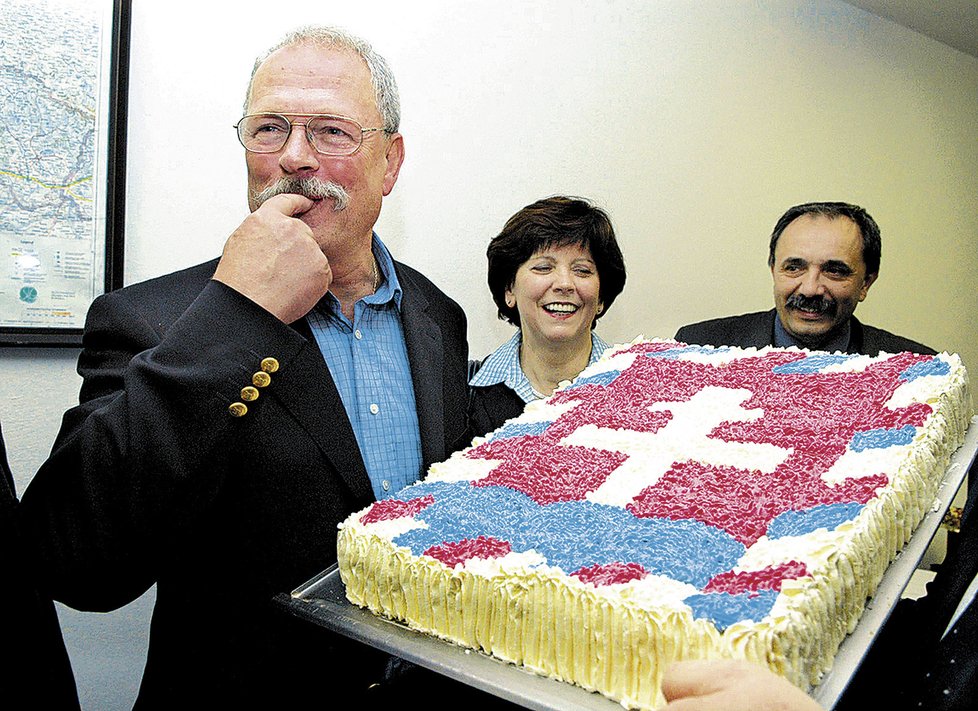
left=20, top=258, right=468, bottom=707
left=675, top=309, right=936, bottom=356
left=0, top=422, right=79, bottom=709
left=467, top=381, right=526, bottom=439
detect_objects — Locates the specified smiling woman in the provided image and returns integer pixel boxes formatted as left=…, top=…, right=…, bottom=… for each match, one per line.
left=467, top=196, right=627, bottom=437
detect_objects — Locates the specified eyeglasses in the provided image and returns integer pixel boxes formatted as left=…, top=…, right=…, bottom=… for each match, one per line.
left=234, top=113, right=386, bottom=156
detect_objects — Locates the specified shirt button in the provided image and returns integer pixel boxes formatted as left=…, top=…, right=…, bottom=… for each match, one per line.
left=354, top=329, right=363, bottom=340
left=369, top=403, right=379, bottom=415
left=382, top=480, right=391, bottom=492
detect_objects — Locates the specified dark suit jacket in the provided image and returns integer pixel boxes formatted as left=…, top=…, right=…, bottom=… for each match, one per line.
left=0, top=423, right=79, bottom=709
left=20, top=258, right=468, bottom=707
left=675, top=309, right=936, bottom=356
left=467, top=382, right=525, bottom=440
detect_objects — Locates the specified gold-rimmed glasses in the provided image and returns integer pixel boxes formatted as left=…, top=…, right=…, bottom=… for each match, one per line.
left=234, top=113, right=386, bottom=156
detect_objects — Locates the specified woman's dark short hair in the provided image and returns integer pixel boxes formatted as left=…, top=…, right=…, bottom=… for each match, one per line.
left=487, top=196, right=626, bottom=327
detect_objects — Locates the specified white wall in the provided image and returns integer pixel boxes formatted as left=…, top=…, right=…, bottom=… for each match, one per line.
left=120, top=0, right=978, bottom=371
left=2, top=1, right=977, bottom=707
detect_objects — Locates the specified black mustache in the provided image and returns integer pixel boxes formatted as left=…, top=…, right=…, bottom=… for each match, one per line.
left=785, top=294, right=836, bottom=315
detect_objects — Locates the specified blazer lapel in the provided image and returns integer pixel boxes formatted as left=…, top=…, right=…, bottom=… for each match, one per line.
left=847, top=316, right=867, bottom=355
left=760, top=309, right=779, bottom=348
left=271, top=318, right=373, bottom=507
left=396, top=264, right=446, bottom=470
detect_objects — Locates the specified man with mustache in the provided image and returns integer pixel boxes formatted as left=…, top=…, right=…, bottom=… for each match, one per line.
left=675, top=202, right=934, bottom=356
left=20, top=26, right=468, bottom=706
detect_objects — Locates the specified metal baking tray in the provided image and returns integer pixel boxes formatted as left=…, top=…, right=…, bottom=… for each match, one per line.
left=278, top=416, right=978, bottom=710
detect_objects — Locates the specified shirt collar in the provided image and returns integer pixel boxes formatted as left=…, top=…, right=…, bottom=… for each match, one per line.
left=470, top=330, right=610, bottom=403
left=773, top=313, right=851, bottom=353
left=366, top=232, right=402, bottom=309
left=315, top=233, right=402, bottom=319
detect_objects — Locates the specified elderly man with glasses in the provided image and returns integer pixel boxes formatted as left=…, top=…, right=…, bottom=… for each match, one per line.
left=21, top=26, right=469, bottom=707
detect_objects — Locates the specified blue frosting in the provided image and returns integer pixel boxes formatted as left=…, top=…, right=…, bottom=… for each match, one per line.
left=772, top=353, right=854, bottom=374
left=900, top=359, right=949, bottom=382
left=563, top=369, right=622, bottom=390
left=393, top=481, right=745, bottom=588
left=684, top=590, right=780, bottom=631
left=646, top=345, right=730, bottom=360
left=489, top=420, right=553, bottom=441
left=850, top=425, right=917, bottom=452
left=766, top=503, right=865, bottom=539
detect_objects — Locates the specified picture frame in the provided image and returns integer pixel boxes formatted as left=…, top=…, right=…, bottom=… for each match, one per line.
left=0, top=0, right=130, bottom=347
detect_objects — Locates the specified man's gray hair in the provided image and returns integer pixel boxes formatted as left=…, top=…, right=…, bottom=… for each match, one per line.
left=243, top=25, right=400, bottom=133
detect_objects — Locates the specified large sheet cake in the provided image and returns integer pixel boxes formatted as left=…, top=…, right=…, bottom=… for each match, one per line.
left=337, top=339, right=972, bottom=709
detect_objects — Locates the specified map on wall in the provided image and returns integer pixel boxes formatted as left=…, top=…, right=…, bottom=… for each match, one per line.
left=0, top=0, right=114, bottom=331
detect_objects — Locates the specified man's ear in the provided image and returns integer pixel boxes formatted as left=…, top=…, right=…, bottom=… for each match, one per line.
left=859, top=272, right=878, bottom=302
left=382, top=133, right=405, bottom=196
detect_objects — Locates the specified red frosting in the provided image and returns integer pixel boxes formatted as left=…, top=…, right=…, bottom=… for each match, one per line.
left=423, top=536, right=512, bottom=568
left=360, top=495, right=435, bottom=524
left=627, top=460, right=887, bottom=546
left=467, top=435, right=628, bottom=505
left=572, top=561, right=648, bottom=586
left=704, top=561, right=809, bottom=594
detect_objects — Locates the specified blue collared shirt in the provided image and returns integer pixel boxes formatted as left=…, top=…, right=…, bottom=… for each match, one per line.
left=306, top=235, right=422, bottom=500
left=469, top=330, right=610, bottom=403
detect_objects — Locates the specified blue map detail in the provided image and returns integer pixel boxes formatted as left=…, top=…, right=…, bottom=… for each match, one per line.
left=772, top=353, right=854, bottom=374
left=850, top=425, right=917, bottom=452
left=393, top=481, right=746, bottom=588
left=684, top=590, right=780, bottom=631
left=900, top=359, right=950, bottom=382
left=563, top=369, right=621, bottom=390
left=766, top=503, right=865, bottom=539
left=489, top=421, right=552, bottom=441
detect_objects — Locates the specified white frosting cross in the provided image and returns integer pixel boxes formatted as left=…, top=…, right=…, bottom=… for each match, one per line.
left=563, top=386, right=793, bottom=508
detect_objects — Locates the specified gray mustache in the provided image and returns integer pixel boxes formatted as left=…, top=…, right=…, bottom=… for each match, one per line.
left=252, top=177, right=350, bottom=211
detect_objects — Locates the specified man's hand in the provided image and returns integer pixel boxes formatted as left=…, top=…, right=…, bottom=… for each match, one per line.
left=661, top=660, right=822, bottom=711
left=213, top=194, right=331, bottom=323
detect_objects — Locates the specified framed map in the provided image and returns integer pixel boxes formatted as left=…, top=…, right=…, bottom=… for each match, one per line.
left=0, top=0, right=130, bottom=346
